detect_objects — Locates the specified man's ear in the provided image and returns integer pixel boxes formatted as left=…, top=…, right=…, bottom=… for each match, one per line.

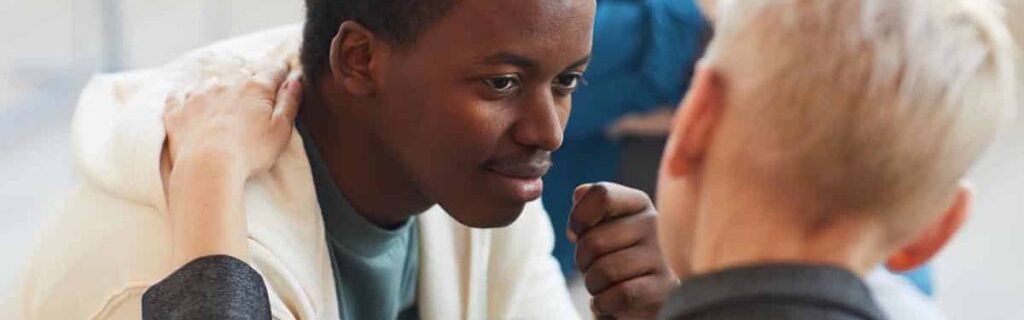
left=662, top=65, right=725, bottom=178
left=329, top=21, right=382, bottom=97
left=886, top=183, right=973, bottom=272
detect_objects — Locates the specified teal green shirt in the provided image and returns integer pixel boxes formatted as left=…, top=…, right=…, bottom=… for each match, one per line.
left=299, top=123, right=420, bottom=320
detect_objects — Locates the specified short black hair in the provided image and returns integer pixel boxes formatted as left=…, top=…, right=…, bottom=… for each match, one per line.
left=301, top=0, right=458, bottom=82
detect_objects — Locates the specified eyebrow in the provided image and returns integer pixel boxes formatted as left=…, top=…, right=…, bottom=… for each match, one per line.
left=482, top=52, right=539, bottom=69
left=481, top=52, right=592, bottom=71
left=566, top=55, right=592, bottom=71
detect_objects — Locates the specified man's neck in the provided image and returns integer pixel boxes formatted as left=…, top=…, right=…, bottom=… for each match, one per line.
left=690, top=185, right=890, bottom=277
left=299, top=83, right=434, bottom=229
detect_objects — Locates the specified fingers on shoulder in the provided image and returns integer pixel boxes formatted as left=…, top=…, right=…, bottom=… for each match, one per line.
left=163, top=85, right=195, bottom=125
left=249, top=60, right=291, bottom=95
left=272, top=74, right=303, bottom=123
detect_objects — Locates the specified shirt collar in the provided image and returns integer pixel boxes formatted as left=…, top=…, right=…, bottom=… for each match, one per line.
left=659, top=264, right=886, bottom=320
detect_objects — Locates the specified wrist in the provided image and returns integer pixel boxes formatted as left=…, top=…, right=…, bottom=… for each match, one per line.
left=172, top=147, right=250, bottom=184
left=167, top=149, right=251, bottom=267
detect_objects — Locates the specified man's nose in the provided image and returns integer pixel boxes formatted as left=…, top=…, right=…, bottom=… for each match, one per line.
left=512, top=92, right=566, bottom=151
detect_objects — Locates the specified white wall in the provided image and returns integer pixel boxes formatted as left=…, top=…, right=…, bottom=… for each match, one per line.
left=933, top=1, right=1024, bottom=318
left=935, top=124, right=1024, bottom=320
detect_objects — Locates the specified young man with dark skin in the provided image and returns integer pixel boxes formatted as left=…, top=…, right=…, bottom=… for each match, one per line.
left=17, top=0, right=677, bottom=319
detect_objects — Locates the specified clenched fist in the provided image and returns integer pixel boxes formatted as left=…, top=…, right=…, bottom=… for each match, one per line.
left=569, top=182, right=679, bottom=319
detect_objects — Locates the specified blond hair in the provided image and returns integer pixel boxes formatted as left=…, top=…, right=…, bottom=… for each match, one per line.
left=704, top=0, right=1017, bottom=217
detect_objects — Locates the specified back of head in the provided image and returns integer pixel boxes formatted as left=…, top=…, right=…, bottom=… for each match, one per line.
left=704, top=0, right=1017, bottom=226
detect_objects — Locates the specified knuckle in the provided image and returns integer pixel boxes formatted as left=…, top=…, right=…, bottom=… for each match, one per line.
left=246, top=79, right=274, bottom=92
left=597, top=261, right=621, bottom=282
left=638, top=212, right=657, bottom=229
left=588, top=235, right=611, bottom=253
left=162, top=113, right=174, bottom=125
left=577, top=235, right=593, bottom=252
left=584, top=272, right=603, bottom=293
left=574, top=249, right=590, bottom=271
left=243, top=79, right=263, bottom=91
left=259, top=97, right=277, bottom=109
left=164, top=94, right=177, bottom=107
left=619, top=282, right=643, bottom=307
left=578, top=235, right=607, bottom=256
left=183, top=94, right=204, bottom=107
left=592, top=296, right=612, bottom=316
left=209, top=82, right=229, bottom=93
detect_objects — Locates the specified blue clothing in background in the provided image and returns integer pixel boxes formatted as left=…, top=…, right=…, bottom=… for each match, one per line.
left=900, top=265, right=935, bottom=296
left=542, top=0, right=707, bottom=277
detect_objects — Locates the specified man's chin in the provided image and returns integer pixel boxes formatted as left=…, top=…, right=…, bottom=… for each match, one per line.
left=443, top=202, right=527, bottom=229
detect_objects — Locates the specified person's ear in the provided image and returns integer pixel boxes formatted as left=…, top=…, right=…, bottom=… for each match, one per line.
left=662, top=64, right=725, bottom=178
left=329, top=21, right=382, bottom=97
left=886, top=183, right=973, bottom=272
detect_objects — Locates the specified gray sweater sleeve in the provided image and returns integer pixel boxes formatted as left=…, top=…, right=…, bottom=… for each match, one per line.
left=142, top=255, right=271, bottom=320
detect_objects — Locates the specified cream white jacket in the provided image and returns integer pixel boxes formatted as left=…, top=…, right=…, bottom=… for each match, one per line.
left=15, top=25, right=578, bottom=320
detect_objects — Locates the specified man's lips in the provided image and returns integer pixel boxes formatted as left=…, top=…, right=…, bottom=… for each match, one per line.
left=483, top=156, right=552, bottom=179
left=481, top=152, right=551, bottom=202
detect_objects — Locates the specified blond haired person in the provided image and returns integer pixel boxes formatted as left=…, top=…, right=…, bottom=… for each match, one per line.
left=654, top=0, right=1017, bottom=319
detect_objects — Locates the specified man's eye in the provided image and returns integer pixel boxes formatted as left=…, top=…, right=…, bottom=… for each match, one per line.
left=483, top=76, right=521, bottom=93
left=553, top=73, right=585, bottom=91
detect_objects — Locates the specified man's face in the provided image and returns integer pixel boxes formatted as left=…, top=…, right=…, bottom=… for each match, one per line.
left=370, top=0, right=595, bottom=228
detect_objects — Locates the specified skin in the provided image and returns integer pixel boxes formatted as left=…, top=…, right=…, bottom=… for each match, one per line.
left=655, top=65, right=972, bottom=281
left=303, top=0, right=596, bottom=228
left=569, top=183, right=678, bottom=319
left=163, top=62, right=302, bottom=266
left=165, top=0, right=678, bottom=316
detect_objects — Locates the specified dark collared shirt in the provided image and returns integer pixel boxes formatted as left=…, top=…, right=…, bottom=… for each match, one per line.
left=658, top=264, right=887, bottom=320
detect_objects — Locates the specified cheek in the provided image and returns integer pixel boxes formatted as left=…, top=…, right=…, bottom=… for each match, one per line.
left=383, top=78, right=499, bottom=164
left=400, top=94, right=510, bottom=192
left=431, top=100, right=506, bottom=162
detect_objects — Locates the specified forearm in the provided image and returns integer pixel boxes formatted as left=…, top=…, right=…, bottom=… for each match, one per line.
left=168, top=152, right=249, bottom=267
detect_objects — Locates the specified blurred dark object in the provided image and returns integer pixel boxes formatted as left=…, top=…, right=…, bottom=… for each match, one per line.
left=616, top=135, right=667, bottom=199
